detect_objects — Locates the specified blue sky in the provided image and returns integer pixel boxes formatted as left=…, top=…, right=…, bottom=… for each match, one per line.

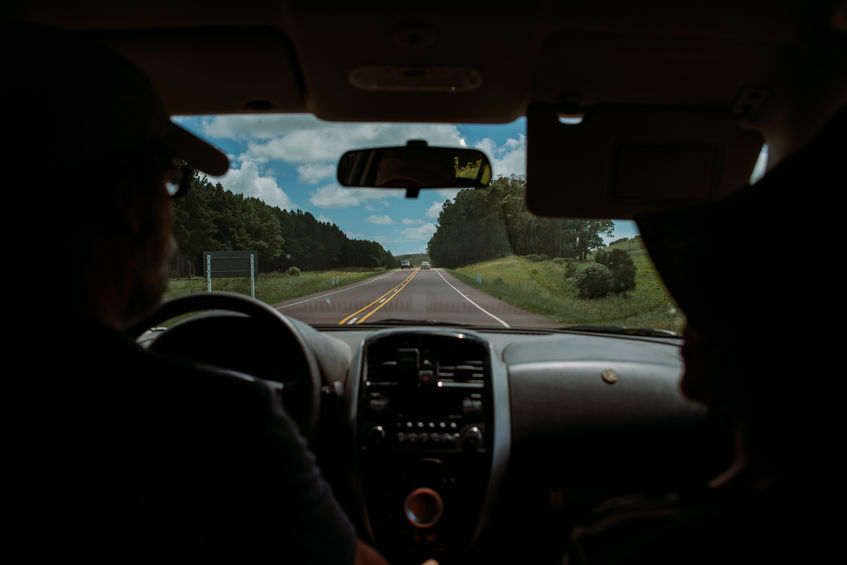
left=176, top=114, right=639, bottom=256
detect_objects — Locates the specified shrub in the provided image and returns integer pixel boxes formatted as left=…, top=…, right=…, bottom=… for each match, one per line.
left=594, top=248, right=636, bottom=292
left=564, top=262, right=579, bottom=279
left=576, top=264, right=614, bottom=298
left=286, top=266, right=301, bottom=276
left=612, top=263, right=636, bottom=292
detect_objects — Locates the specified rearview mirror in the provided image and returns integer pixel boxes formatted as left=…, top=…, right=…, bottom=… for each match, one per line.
left=337, top=140, right=492, bottom=198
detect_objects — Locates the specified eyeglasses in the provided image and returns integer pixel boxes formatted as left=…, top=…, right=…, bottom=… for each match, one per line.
left=165, top=160, right=195, bottom=198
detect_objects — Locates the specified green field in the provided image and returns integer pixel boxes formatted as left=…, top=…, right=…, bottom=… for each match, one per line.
left=166, top=267, right=388, bottom=305
left=447, top=238, right=685, bottom=333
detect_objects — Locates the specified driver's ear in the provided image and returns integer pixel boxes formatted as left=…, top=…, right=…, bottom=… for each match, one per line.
left=103, top=168, right=155, bottom=237
left=113, top=180, right=143, bottom=236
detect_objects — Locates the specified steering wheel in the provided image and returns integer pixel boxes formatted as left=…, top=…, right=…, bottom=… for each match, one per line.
left=129, top=292, right=322, bottom=440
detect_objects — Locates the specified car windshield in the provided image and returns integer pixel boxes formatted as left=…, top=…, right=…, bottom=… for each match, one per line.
left=167, top=114, right=689, bottom=334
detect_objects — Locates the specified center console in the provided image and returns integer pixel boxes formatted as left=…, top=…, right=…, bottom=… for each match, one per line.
left=353, top=330, right=495, bottom=563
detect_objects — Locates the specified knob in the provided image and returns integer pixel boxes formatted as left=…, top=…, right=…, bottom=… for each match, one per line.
left=366, top=425, right=386, bottom=446
left=404, top=487, right=443, bottom=528
left=461, top=425, right=483, bottom=452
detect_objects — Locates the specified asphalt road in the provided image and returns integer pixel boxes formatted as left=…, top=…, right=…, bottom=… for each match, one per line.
left=272, top=267, right=562, bottom=329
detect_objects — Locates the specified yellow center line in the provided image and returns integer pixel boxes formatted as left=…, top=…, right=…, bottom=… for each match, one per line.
left=338, top=268, right=420, bottom=325
left=357, top=269, right=418, bottom=324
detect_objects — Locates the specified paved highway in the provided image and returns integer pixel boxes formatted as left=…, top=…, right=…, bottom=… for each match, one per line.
left=273, top=267, right=562, bottom=329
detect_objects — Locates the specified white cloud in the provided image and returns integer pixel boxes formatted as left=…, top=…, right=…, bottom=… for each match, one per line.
left=309, top=184, right=402, bottom=209
left=401, top=222, right=437, bottom=241
left=426, top=200, right=446, bottom=219
left=367, top=214, right=396, bottom=225
left=402, top=218, right=423, bottom=225
left=199, top=114, right=465, bottom=154
left=198, top=114, right=325, bottom=140
left=309, top=185, right=362, bottom=208
left=436, top=188, right=462, bottom=198
left=476, top=133, right=526, bottom=179
left=475, top=138, right=497, bottom=158
left=244, top=132, right=340, bottom=164
left=210, top=159, right=297, bottom=210
left=297, top=162, right=336, bottom=184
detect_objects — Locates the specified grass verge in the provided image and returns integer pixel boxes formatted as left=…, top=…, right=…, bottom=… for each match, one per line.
left=166, top=267, right=388, bottom=305
left=446, top=239, right=685, bottom=333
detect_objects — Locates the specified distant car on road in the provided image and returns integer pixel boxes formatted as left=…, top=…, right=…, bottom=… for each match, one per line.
left=421, top=261, right=431, bottom=269
left=401, top=260, right=412, bottom=269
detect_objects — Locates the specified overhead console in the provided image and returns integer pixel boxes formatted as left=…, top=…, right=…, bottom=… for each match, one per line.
left=351, top=330, right=502, bottom=563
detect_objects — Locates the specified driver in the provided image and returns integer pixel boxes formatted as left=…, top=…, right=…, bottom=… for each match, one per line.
left=7, top=24, right=388, bottom=565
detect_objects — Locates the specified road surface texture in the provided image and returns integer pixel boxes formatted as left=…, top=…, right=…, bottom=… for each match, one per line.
left=273, top=268, right=562, bottom=329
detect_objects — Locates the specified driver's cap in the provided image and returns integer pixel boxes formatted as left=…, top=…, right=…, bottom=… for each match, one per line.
left=2, top=23, right=229, bottom=177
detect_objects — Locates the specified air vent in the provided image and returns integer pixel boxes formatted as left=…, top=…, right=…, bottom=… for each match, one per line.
left=365, top=351, right=399, bottom=386
left=436, top=348, right=486, bottom=389
left=437, top=359, right=485, bottom=381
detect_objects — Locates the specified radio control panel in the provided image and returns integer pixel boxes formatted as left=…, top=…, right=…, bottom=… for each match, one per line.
left=358, top=332, right=492, bottom=455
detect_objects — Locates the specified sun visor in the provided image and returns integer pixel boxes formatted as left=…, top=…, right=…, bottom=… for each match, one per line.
left=525, top=103, right=763, bottom=218
left=93, top=27, right=305, bottom=115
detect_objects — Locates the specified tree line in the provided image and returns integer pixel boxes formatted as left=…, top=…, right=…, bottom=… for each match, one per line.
left=427, top=176, right=614, bottom=268
left=169, top=174, right=399, bottom=277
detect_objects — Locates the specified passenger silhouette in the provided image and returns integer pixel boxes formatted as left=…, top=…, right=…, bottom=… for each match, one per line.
left=564, top=105, right=844, bottom=564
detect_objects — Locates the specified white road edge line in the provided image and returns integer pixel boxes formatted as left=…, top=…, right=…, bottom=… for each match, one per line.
left=274, top=271, right=396, bottom=310
left=435, top=269, right=510, bottom=328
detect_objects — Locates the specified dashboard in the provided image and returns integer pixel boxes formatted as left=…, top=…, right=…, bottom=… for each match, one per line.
left=141, top=304, right=725, bottom=565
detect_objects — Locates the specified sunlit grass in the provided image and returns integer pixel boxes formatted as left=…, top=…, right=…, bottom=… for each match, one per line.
left=447, top=239, right=685, bottom=333
left=166, top=267, right=389, bottom=305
